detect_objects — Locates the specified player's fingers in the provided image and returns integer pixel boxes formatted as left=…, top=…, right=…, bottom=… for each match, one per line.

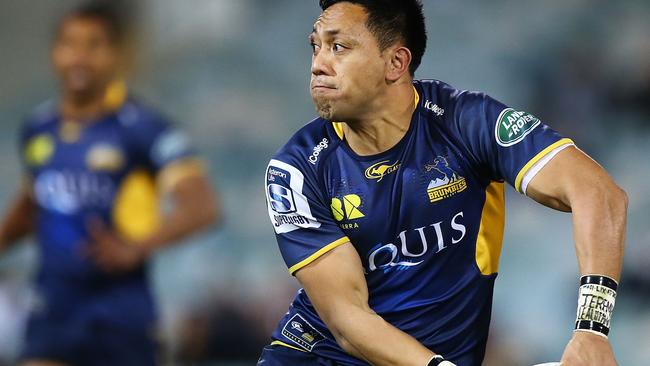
left=86, top=216, right=110, bottom=240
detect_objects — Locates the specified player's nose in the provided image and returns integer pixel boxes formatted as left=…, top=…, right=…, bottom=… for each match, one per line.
left=311, top=50, right=332, bottom=76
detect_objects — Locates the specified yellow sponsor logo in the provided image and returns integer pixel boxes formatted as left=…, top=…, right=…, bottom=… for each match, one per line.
left=364, top=160, right=401, bottom=182
left=331, top=194, right=364, bottom=229
left=24, top=134, right=55, bottom=166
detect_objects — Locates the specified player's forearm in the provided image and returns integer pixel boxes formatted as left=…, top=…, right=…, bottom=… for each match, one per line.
left=138, top=176, right=219, bottom=254
left=0, top=190, right=36, bottom=252
left=327, top=304, right=434, bottom=366
left=138, top=204, right=217, bottom=252
left=569, top=181, right=627, bottom=280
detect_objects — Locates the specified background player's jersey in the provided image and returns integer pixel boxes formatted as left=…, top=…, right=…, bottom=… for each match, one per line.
left=19, top=96, right=198, bottom=327
left=264, top=79, right=573, bottom=365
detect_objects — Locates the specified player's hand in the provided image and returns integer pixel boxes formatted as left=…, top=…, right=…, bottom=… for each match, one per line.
left=560, top=331, right=617, bottom=366
left=86, top=219, right=149, bottom=273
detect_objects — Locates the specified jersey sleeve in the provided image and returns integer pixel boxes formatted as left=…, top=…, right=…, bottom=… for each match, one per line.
left=127, top=109, right=203, bottom=191
left=265, top=158, right=349, bottom=275
left=453, top=92, right=574, bottom=194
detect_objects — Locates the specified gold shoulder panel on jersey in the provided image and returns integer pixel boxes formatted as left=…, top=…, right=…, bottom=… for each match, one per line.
left=113, top=169, right=161, bottom=243
left=474, top=181, right=505, bottom=275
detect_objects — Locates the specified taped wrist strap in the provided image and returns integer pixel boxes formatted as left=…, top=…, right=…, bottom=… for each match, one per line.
left=574, top=275, right=618, bottom=338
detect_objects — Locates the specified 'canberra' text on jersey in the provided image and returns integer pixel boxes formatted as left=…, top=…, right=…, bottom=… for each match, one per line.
left=265, top=80, right=573, bottom=365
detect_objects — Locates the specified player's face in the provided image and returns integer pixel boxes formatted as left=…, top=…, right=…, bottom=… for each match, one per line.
left=309, top=3, right=388, bottom=121
left=52, top=17, right=120, bottom=98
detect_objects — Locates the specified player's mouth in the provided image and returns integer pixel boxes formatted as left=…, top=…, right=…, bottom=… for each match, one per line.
left=310, top=78, right=337, bottom=90
left=311, top=84, right=337, bottom=91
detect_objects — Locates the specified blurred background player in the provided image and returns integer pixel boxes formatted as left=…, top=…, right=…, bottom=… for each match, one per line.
left=0, top=2, right=219, bottom=365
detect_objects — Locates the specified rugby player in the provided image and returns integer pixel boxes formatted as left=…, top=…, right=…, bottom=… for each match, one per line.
left=260, top=1, right=626, bottom=365
left=0, top=2, right=219, bottom=365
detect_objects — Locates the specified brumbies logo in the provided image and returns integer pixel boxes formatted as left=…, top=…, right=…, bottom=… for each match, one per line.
left=425, top=157, right=467, bottom=203
left=365, top=160, right=400, bottom=182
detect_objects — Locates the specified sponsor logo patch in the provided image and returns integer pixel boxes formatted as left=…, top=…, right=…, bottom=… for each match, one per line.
left=365, top=160, right=401, bottom=182
left=280, top=314, right=325, bottom=352
left=266, top=160, right=321, bottom=234
left=495, top=108, right=541, bottom=147
left=425, top=156, right=467, bottom=203
left=331, top=194, right=364, bottom=229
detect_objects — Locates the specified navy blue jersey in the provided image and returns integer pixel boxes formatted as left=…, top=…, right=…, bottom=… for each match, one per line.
left=19, top=96, right=199, bottom=326
left=264, top=80, right=573, bottom=364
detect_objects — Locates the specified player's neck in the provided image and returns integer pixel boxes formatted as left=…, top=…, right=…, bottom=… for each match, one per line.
left=343, top=81, right=416, bottom=156
left=60, top=89, right=108, bottom=123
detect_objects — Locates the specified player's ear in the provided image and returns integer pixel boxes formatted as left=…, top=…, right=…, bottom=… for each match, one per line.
left=385, top=46, right=412, bottom=82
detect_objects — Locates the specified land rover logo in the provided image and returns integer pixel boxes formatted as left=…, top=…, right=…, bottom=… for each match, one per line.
left=495, top=108, right=541, bottom=147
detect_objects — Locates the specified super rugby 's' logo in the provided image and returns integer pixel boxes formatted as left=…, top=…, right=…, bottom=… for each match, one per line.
left=365, top=160, right=401, bottom=182
left=425, top=157, right=467, bottom=203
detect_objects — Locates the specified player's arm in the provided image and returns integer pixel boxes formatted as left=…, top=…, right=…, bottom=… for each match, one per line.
left=526, top=146, right=626, bottom=365
left=89, top=162, right=220, bottom=272
left=139, top=164, right=220, bottom=253
left=0, top=178, right=36, bottom=253
left=296, top=242, right=438, bottom=366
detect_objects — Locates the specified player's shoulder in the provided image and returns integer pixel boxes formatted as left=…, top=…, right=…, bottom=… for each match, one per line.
left=23, top=99, right=58, bottom=132
left=415, top=78, right=494, bottom=113
left=269, top=117, right=340, bottom=176
left=415, top=78, right=508, bottom=136
left=114, top=96, right=172, bottom=131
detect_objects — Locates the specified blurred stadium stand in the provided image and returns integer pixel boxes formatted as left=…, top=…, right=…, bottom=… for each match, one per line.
left=0, top=0, right=648, bottom=365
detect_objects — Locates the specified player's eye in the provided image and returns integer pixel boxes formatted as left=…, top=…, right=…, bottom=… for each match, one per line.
left=310, top=42, right=321, bottom=54
left=332, top=43, right=345, bottom=52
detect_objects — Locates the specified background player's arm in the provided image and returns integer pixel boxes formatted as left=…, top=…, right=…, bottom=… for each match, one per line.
left=140, top=169, right=220, bottom=252
left=296, top=242, right=436, bottom=366
left=89, top=167, right=219, bottom=272
left=0, top=179, right=36, bottom=253
left=526, top=146, right=626, bottom=365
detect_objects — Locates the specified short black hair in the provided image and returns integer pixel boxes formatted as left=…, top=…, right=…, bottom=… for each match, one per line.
left=57, top=1, right=128, bottom=45
left=319, top=0, right=427, bottom=75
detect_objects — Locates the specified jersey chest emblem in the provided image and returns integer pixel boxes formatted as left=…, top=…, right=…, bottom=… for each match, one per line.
left=364, top=159, right=401, bottom=182
left=424, top=156, right=468, bottom=203
left=86, top=143, right=125, bottom=172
